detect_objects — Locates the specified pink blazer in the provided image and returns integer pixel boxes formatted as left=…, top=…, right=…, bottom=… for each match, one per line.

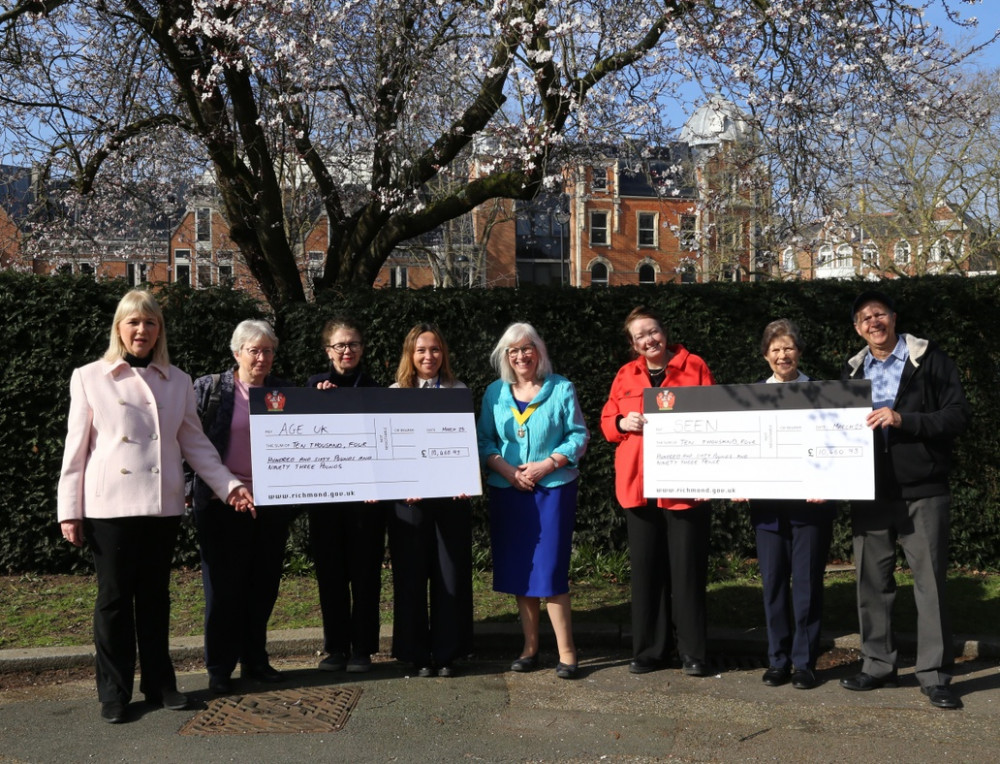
left=57, top=359, right=244, bottom=522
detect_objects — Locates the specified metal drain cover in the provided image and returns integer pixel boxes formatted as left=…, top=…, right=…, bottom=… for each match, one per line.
left=179, top=686, right=362, bottom=735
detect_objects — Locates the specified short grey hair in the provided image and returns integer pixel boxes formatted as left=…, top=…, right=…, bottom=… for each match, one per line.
left=489, top=322, right=553, bottom=384
left=230, top=319, right=278, bottom=353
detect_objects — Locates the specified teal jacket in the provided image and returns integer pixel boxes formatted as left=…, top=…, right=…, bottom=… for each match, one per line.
left=476, top=374, right=589, bottom=489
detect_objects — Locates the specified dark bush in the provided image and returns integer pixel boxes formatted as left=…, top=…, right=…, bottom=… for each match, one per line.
left=2, top=271, right=997, bottom=572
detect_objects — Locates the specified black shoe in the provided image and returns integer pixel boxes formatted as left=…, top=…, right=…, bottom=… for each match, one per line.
left=629, top=658, right=662, bottom=675
left=346, top=654, right=372, bottom=673
left=318, top=652, right=347, bottom=672
left=209, top=675, right=233, bottom=695
left=792, top=669, right=818, bottom=690
left=101, top=700, right=126, bottom=724
left=921, top=684, right=962, bottom=709
left=555, top=662, right=579, bottom=679
left=437, top=664, right=457, bottom=678
left=417, top=665, right=435, bottom=678
left=510, top=654, right=539, bottom=672
left=762, top=666, right=791, bottom=687
left=149, top=688, right=188, bottom=710
left=681, top=655, right=707, bottom=677
left=244, top=663, right=284, bottom=683
left=839, top=670, right=898, bottom=691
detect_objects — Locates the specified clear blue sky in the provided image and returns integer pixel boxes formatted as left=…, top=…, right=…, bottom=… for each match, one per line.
left=924, top=2, right=1000, bottom=68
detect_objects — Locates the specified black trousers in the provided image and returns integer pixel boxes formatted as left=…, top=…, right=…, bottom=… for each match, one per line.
left=626, top=502, right=711, bottom=662
left=388, top=498, right=474, bottom=667
left=84, top=515, right=181, bottom=704
left=194, top=500, right=291, bottom=679
left=309, top=502, right=386, bottom=657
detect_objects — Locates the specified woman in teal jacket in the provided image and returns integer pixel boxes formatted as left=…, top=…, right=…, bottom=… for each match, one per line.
left=477, top=322, right=589, bottom=679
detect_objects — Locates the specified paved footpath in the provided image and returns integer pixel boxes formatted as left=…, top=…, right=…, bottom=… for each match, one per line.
left=2, top=626, right=1000, bottom=763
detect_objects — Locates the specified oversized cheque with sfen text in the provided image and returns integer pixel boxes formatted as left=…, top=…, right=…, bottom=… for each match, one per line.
left=249, top=387, right=482, bottom=506
left=642, top=380, right=875, bottom=502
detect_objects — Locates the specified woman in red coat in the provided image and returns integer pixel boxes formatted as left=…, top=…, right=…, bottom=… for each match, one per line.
left=600, top=306, right=715, bottom=677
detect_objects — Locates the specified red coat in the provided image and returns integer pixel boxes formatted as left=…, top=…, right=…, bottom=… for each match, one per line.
left=600, top=347, right=715, bottom=511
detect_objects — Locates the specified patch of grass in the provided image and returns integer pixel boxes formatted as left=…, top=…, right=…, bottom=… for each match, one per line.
left=2, top=565, right=998, bottom=651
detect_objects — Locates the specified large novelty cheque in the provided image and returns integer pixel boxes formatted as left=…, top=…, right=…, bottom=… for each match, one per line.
left=642, top=380, right=875, bottom=501
left=249, top=387, right=482, bottom=505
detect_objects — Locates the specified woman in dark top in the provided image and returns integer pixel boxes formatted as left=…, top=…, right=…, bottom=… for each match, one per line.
left=387, top=323, right=473, bottom=677
left=307, top=317, right=386, bottom=673
left=191, top=319, right=293, bottom=695
left=750, top=319, right=835, bottom=690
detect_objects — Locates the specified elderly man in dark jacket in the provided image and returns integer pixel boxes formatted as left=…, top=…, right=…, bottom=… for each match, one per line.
left=839, top=291, right=970, bottom=709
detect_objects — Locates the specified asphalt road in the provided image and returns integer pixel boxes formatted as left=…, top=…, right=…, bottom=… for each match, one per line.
left=3, top=634, right=1000, bottom=763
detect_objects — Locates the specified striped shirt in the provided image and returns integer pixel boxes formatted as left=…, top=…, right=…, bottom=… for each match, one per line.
left=863, top=336, right=908, bottom=410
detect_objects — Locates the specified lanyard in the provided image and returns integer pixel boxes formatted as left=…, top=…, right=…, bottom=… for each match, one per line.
left=510, top=402, right=539, bottom=438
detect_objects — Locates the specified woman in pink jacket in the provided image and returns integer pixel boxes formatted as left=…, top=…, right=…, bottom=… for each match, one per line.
left=57, top=290, right=253, bottom=725
left=600, top=306, right=715, bottom=678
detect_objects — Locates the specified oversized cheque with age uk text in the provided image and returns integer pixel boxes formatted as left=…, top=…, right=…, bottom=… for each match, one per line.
left=248, top=386, right=482, bottom=505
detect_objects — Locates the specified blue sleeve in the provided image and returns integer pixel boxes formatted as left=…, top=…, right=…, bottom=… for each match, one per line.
left=553, top=381, right=589, bottom=466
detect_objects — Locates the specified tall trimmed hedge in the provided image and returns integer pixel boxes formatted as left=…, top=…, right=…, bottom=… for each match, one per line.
left=2, top=271, right=998, bottom=573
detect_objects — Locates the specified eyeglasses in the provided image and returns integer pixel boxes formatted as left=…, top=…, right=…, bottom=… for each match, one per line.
left=328, top=342, right=363, bottom=353
left=507, top=344, right=536, bottom=358
left=243, top=347, right=275, bottom=358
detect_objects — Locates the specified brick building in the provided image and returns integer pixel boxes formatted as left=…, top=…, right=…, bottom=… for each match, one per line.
left=779, top=202, right=996, bottom=280
left=468, top=95, right=764, bottom=288
left=1, top=98, right=772, bottom=293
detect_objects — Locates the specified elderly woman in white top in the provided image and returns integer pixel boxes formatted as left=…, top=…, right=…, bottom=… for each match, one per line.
left=58, top=290, right=253, bottom=724
left=387, top=323, right=474, bottom=677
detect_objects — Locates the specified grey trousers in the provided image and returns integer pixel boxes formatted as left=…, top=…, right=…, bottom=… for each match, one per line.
left=851, top=495, right=953, bottom=687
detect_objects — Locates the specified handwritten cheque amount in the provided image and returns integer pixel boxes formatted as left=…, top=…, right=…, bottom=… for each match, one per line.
left=642, top=381, right=875, bottom=501
left=249, top=387, right=482, bottom=505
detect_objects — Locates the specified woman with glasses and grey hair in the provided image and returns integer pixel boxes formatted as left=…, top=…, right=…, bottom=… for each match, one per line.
left=190, top=319, right=294, bottom=695
left=476, top=322, right=589, bottom=679
left=307, top=317, right=386, bottom=675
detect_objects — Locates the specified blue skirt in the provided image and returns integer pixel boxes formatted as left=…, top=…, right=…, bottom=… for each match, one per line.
left=489, top=481, right=577, bottom=597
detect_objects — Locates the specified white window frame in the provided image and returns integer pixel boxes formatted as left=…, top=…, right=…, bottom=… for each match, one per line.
left=781, top=247, right=797, bottom=272
left=894, top=240, right=911, bottom=265
left=390, top=265, right=408, bottom=288
left=835, top=243, right=853, bottom=268
left=591, top=168, right=608, bottom=193
left=861, top=242, right=879, bottom=266
left=196, top=207, right=212, bottom=243
left=679, top=214, right=697, bottom=251
left=637, top=212, right=657, bottom=248
left=126, top=262, right=148, bottom=286
left=589, top=210, right=609, bottom=246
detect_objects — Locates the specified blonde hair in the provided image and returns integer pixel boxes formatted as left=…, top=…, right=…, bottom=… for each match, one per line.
left=103, top=289, right=169, bottom=366
left=489, top=322, right=552, bottom=384
left=394, top=323, right=456, bottom=388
